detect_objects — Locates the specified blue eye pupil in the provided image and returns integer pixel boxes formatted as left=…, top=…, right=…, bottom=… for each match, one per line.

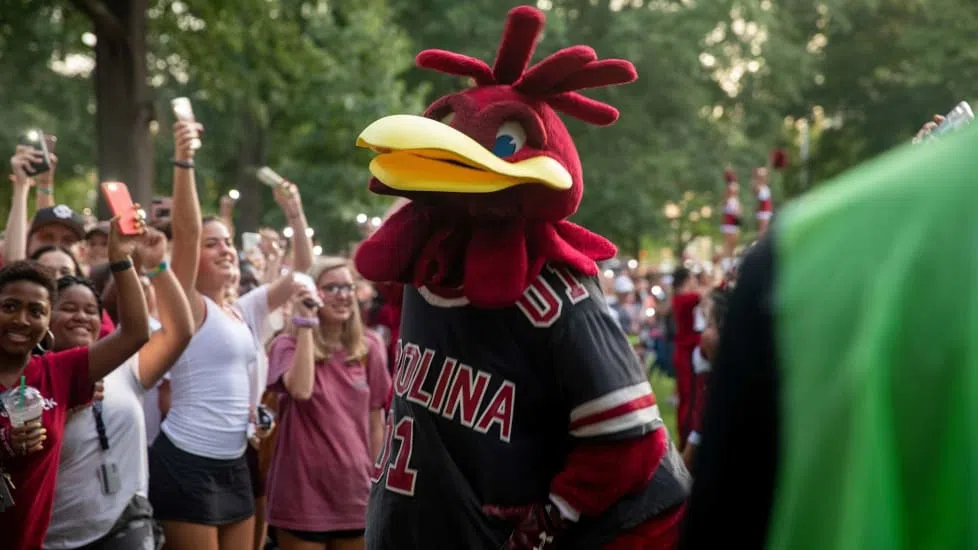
left=492, top=135, right=518, bottom=157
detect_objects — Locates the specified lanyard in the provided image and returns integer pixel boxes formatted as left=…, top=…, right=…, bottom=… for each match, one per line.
left=92, top=402, right=110, bottom=451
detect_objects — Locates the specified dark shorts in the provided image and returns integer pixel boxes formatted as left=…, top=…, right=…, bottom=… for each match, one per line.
left=148, top=432, right=254, bottom=525
left=281, top=528, right=365, bottom=543
left=245, top=445, right=265, bottom=498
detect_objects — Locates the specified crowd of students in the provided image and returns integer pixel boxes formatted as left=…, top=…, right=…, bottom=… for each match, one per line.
left=0, top=121, right=391, bottom=550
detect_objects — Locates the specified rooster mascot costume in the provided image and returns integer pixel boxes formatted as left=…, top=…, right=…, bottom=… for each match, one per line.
left=354, top=6, right=690, bottom=549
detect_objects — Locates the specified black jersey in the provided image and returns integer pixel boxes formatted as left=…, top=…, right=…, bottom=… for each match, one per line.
left=366, top=264, right=689, bottom=549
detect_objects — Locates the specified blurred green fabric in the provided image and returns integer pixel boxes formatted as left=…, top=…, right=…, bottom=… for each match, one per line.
left=768, top=124, right=978, bottom=549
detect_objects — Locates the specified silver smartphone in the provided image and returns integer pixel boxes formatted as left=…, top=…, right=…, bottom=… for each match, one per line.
left=256, top=166, right=285, bottom=187
left=171, top=97, right=201, bottom=150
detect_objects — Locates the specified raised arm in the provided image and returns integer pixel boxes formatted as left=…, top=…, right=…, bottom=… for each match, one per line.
left=34, top=151, right=57, bottom=209
left=87, top=218, right=151, bottom=383
left=279, top=289, right=318, bottom=401
left=169, top=121, right=204, bottom=326
left=264, top=182, right=313, bottom=311
left=4, top=146, right=42, bottom=262
left=135, top=227, right=195, bottom=389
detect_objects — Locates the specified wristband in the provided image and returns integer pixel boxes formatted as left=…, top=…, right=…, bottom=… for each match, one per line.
left=171, top=158, right=194, bottom=169
left=36, top=186, right=53, bottom=195
left=109, top=259, right=133, bottom=273
left=292, top=316, right=319, bottom=328
left=145, top=261, right=168, bottom=280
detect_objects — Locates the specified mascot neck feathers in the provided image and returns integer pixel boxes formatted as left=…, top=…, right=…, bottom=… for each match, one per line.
left=354, top=5, right=637, bottom=308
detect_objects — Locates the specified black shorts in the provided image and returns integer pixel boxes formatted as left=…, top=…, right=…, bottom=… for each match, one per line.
left=148, top=432, right=254, bottom=525
left=245, top=445, right=265, bottom=498
left=280, top=528, right=365, bottom=543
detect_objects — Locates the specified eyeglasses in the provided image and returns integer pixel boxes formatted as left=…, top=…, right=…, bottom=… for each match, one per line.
left=319, top=283, right=354, bottom=296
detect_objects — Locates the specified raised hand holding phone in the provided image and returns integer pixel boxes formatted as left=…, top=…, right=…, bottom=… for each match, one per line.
left=171, top=98, right=202, bottom=152
left=17, top=130, right=51, bottom=176
left=101, top=181, right=146, bottom=236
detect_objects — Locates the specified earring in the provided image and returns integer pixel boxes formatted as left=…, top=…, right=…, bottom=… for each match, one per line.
left=40, top=329, right=55, bottom=351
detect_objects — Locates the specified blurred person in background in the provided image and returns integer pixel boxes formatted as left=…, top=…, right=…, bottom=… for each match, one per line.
left=670, top=267, right=703, bottom=451
left=84, top=222, right=111, bottom=267
left=265, top=256, right=390, bottom=550
left=719, top=168, right=742, bottom=272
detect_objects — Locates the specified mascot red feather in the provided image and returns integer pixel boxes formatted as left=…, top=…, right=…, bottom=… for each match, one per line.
left=356, top=6, right=689, bottom=549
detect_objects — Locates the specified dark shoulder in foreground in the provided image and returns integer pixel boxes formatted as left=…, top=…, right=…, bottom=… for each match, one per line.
left=681, top=232, right=779, bottom=549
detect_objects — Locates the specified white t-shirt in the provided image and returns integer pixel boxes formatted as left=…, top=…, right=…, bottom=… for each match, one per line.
left=45, top=356, right=146, bottom=549
left=234, top=286, right=271, bottom=408
left=161, top=295, right=258, bottom=459
left=142, top=318, right=165, bottom=447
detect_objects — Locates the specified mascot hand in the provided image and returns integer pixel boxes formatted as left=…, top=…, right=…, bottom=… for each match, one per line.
left=483, top=502, right=568, bottom=549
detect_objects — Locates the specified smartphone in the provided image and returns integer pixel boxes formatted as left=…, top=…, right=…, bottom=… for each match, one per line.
left=930, top=101, right=975, bottom=139
left=171, top=97, right=201, bottom=150
left=255, top=404, right=275, bottom=430
left=100, top=181, right=145, bottom=235
left=18, top=130, right=50, bottom=175
left=256, top=166, right=285, bottom=188
left=242, top=232, right=261, bottom=254
left=293, top=272, right=323, bottom=309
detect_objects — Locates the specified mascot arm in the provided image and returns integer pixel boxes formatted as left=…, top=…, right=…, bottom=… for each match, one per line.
left=548, top=291, right=668, bottom=518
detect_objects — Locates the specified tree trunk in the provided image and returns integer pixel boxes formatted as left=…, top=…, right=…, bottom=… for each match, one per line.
left=232, top=111, right=267, bottom=238
left=89, top=0, right=153, bottom=218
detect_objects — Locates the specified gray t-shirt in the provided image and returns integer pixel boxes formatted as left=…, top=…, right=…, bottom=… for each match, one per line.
left=44, top=356, right=146, bottom=549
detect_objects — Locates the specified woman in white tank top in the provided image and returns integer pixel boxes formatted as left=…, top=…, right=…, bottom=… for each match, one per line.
left=147, top=124, right=315, bottom=550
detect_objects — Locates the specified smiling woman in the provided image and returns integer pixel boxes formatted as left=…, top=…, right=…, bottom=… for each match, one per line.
left=0, top=220, right=151, bottom=550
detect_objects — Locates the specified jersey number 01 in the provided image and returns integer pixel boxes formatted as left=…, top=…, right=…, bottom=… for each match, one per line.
left=371, top=416, right=418, bottom=495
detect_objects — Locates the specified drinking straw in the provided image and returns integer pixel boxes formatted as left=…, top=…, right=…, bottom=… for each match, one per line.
left=18, top=375, right=25, bottom=408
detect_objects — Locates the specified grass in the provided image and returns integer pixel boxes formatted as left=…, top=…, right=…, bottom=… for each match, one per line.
left=649, top=367, right=679, bottom=444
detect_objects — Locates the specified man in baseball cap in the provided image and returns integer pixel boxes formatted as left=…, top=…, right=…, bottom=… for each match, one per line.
left=28, top=204, right=86, bottom=256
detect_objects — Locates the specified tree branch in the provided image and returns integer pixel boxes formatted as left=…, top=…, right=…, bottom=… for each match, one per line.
left=69, top=0, right=127, bottom=42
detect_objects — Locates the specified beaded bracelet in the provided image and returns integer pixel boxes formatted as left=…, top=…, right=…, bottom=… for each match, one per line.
left=292, top=316, right=319, bottom=328
left=145, top=261, right=168, bottom=280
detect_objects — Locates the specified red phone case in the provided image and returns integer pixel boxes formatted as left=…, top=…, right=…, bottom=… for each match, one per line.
left=100, top=181, right=142, bottom=235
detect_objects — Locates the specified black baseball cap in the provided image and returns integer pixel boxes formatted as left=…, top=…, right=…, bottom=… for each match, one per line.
left=29, top=205, right=87, bottom=241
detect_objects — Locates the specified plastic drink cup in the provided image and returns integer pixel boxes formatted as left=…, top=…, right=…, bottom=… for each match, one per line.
left=2, top=386, right=44, bottom=427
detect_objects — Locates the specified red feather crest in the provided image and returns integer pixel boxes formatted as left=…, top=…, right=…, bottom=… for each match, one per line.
left=415, top=6, right=637, bottom=126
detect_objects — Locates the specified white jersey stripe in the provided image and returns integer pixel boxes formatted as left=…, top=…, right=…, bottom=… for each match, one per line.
left=569, top=381, right=653, bottom=423
left=570, top=404, right=661, bottom=438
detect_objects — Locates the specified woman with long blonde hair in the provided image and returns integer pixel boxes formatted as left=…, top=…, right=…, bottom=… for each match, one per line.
left=265, top=256, right=391, bottom=550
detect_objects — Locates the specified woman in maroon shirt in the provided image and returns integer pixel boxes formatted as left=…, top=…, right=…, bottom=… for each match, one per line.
left=0, top=218, right=151, bottom=550
left=265, top=257, right=391, bottom=550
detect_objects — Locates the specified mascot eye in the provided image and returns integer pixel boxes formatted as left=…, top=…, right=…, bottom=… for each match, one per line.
left=492, top=121, right=527, bottom=158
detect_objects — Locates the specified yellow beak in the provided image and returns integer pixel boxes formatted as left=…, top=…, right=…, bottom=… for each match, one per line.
left=355, top=115, right=572, bottom=194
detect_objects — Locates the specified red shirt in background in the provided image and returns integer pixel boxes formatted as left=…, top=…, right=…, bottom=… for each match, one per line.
left=98, top=309, right=115, bottom=340
left=0, top=347, right=91, bottom=550
left=671, top=291, right=701, bottom=446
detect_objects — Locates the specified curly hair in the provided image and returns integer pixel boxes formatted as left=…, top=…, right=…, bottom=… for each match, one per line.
left=0, top=260, right=58, bottom=303
left=56, top=276, right=104, bottom=316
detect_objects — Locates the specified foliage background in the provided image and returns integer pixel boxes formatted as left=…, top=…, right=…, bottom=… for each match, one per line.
left=1, top=0, right=974, bottom=257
